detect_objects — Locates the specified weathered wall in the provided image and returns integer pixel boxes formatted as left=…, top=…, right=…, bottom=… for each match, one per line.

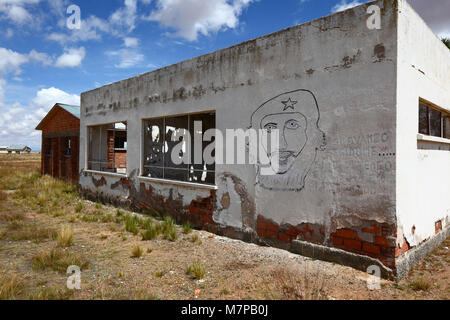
left=80, top=0, right=398, bottom=269
left=396, top=0, right=450, bottom=252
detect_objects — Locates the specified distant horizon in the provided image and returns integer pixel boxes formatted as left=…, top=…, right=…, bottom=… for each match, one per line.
left=0, top=144, right=41, bottom=152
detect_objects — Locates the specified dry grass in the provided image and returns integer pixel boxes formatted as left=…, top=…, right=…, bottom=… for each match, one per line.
left=0, top=273, right=24, bottom=300
left=409, top=278, right=431, bottom=291
left=31, top=248, right=89, bottom=273
left=56, top=225, right=73, bottom=247
left=186, top=260, right=206, bottom=280
left=266, top=267, right=328, bottom=300
left=1, top=154, right=449, bottom=300
left=0, top=211, right=25, bottom=222
left=0, top=190, right=7, bottom=201
left=28, top=286, right=74, bottom=300
left=0, top=221, right=57, bottom=242
left=131, top=245, right=144, bottom=258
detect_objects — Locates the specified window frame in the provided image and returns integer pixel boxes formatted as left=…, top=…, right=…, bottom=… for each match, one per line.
left=419, top=99, right=450, bottom=139
left=140, top=111, right=216, bottom=187
left=86, top=121, right=128, bottom=176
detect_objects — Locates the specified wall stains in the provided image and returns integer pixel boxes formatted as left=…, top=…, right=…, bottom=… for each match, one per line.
left=91, top=176, right=106, bottom=187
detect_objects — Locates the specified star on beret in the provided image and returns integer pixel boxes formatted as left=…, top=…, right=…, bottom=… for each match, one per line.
left=282, top=98, right=297, bottom=111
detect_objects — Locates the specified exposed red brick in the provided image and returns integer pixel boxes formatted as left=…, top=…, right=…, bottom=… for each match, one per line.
left=278, top=233, right=292, bottom=243
left=362, top=243, right=381, bottom=255
left=332, top=235, right=344, bottom=246
left=265, top=230, right=278, bottom=240
left=395, top=237, right=410, bottom=257
left=374, top=236, right=391, bottom=247
left=435, top=220, right=442, bottom=234
left=335, top=229, right=356, bottom=239
left=343, top=238, right=362, bottom=251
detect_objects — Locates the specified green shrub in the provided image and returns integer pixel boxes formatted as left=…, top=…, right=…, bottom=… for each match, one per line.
left=182, top=222, right=192, bottom=234
left=124, top=215, right=139, bottom=235
left=186, top=260, right=206, bottom=280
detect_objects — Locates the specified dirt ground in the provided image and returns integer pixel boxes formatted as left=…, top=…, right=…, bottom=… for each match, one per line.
left=0, top=154, right=448, bottom=300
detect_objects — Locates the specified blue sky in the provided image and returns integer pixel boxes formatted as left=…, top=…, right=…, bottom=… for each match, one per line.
left=0, top=0, right=448, bottom=150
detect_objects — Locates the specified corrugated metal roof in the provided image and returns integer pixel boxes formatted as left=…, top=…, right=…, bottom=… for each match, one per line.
left=57, top=104, right=80, bottom=119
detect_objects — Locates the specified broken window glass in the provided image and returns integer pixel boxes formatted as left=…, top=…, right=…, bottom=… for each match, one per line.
left=143, top=113, right=215, bottom=185
left=143, top=118, right=164, bottom=178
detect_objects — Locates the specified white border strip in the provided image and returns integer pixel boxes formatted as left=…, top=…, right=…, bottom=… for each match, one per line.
left=83, top=169, right=128, bottom=179
left=417, top=133, right=450, bottom=145
left=138, top=176, right=218, bottom=190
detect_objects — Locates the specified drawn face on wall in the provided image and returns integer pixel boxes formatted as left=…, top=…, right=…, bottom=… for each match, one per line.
left=250, top=89, right=326, bottom=191
left=260, top=112, right=307, bottom=174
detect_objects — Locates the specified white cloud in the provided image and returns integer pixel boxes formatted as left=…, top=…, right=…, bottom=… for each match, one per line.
left=28, top=49, right=52, bottom=66
left=331, top=0, right=363, bottom=13
left=110, top=0, right=138, bottom=35
left=106, top=48, right=144, bottom=68
left=146, top=0, right=256, bottom=41
left=0, top=83, right=80, bottom=148
left=48, top=15, right=110, bottom=44
left=124, top=37, right=140, bottom=48
left=0, top=48, right=29, bottom=75
left=55, top=47, right=85, bottom=68
left=0, top=79, right=5, bottom=108
left=0, top=47, right=54, bottom=75
left=7, top=5, right=32, bottom=23
left=32, top=87, right=80, bottom=109
left=46, top=0, right=144, bottom=44
left=0, top=0, right=40, bottom=25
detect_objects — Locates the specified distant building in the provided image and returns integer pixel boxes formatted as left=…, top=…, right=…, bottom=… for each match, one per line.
left=0, top=146, right=7, bottom=154
left=7, top=145, right=32, bottom=154
left=35, top=103, right=80, bottom=182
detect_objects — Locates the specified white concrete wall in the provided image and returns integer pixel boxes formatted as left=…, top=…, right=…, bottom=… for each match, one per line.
left=80, top=0, right=398, bottom=244
left=396, top=0, right=450, bottom=247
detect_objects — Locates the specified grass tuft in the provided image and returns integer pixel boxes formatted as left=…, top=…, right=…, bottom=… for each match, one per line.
left=0, top=274, right=23, bottom=300
left=131, top=245, right=143, bottom=258
left=124, top=214, right=139, bottom=235
left=57, top=225, right=73, bottom=248
left=410, top=278, right=431, bottom=291
left=182, top=222, right=192, bottom=234
left=31, top=248, right=89, bottom=273
left=74, top=202, right=84, bottom=213
left=186, top=260, right=206, bottom=280
left=190, top=234, right=202, bottom=244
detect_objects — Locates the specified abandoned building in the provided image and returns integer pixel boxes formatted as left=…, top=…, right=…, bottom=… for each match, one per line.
left=36, top=103, right=80, bottom=182
left=78, top=0, right=450, bottom=278
left=5, top=145, right=32, bottom=154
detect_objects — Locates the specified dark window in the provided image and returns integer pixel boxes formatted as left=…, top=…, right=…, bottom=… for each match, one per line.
left=419, top=101, right=450, bottom=139
left=46, top=138, right=52, bottom=156
left=65, top=138, right=71, bottom=156
left=114, top=131, right=127, bottom=150
left=143, top=112, right=215, bottom=185
left=419, top=104, right=428, bottom=135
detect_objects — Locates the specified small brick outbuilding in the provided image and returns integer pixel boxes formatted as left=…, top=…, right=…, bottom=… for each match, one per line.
left=36, top=103, right=80, bottom=182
